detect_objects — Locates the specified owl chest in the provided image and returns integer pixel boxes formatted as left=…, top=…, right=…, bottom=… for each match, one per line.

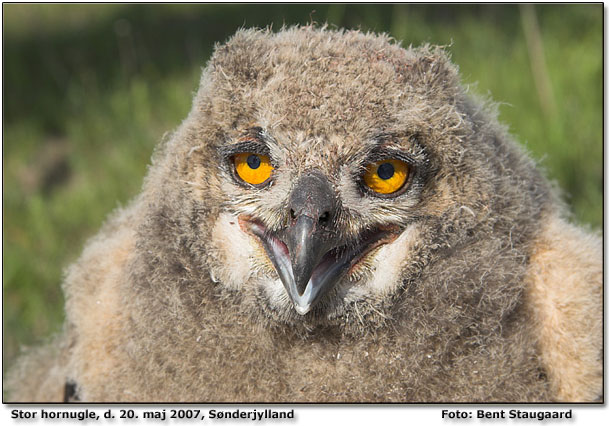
left=154, top=332, right=541, bottom=402
left=100, top=300, right=550, bottom=402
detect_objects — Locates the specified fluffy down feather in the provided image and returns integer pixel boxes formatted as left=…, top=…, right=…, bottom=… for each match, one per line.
left=5, top=26, right=602, bottom=402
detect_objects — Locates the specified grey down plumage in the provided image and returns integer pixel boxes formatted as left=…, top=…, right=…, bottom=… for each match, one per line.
left=6, top=26, right=602, bottom=402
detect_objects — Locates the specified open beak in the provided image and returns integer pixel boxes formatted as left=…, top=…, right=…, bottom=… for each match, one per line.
left=240, top=171, right=399, bottom=315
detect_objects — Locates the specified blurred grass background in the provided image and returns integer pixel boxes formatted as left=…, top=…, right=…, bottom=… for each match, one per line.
left=2, top=4, right=602, bottom=371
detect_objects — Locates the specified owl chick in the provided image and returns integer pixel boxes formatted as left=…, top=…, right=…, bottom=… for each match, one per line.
left=6, top=26, right=602, bottom=403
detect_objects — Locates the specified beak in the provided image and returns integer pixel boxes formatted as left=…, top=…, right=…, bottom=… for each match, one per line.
left=276, top=171, right=339, bottom=314
left=285, top=215, right=329, bottom=296
left=280, top=214, right=338, bottom=314
left=240, top=171, right=400, bottom=316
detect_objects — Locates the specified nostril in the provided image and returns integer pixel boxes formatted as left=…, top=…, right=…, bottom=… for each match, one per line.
left=319, top=211, right=330, bottom=226
left=287, top=171, right=337, bottom=228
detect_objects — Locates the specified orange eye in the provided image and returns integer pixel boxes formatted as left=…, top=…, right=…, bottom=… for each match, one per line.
left=233, top=153, right=274, bottom=185
left=363, top=159, right=409, bottom=195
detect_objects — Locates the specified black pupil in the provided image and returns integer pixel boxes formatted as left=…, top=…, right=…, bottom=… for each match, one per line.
left=247, top=154, right=261, bottom=169
left=377, top=162, right=394, bottom=180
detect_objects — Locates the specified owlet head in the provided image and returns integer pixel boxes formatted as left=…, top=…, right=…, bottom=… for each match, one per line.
left=173, top=26, right=540, bottom=326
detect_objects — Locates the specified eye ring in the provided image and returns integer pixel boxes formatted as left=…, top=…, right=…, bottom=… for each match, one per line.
left=362, top=158, right=411, bottom=197
left=232, top=152, right=274, bottom=186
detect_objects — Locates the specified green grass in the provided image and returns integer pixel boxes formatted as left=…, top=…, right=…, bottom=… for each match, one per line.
left=2, top=4, right=602, bottom=370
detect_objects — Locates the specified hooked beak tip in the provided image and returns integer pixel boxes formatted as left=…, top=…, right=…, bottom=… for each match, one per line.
left=294, top=303, right=312, bottom=315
